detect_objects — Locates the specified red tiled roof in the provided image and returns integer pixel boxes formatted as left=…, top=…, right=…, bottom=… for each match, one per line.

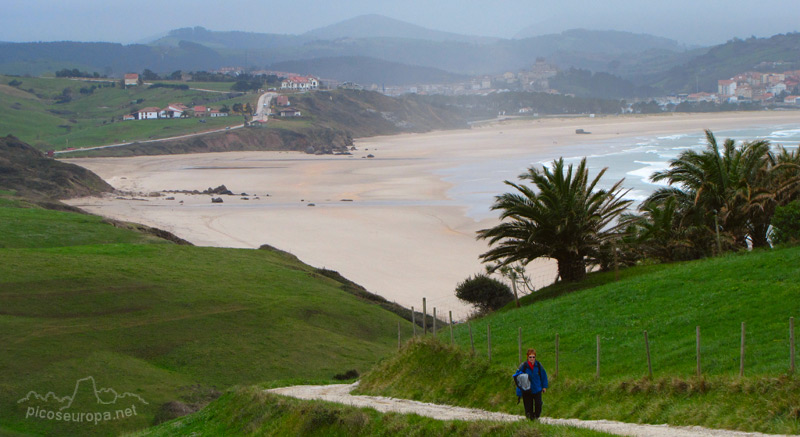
left=124, top=73, right=138, bottom=79
left=138, top=107, right=160, bottom=112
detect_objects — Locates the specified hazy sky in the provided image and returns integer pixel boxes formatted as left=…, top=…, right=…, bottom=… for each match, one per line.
left=3, top=0, right=798, bottom=46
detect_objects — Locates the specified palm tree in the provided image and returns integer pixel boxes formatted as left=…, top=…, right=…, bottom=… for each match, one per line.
left=650, top=130, right=779, bottom=249
left=477, top=158, right=632, bottom=282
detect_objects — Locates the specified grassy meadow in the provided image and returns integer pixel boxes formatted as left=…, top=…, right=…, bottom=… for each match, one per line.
left=0, top=198, right=410, bottom=436
left=0, top=75, right=253, bottom=150
left=356, top=247, right=800, bottom=434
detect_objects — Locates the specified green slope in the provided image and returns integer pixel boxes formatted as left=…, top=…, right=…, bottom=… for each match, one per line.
left=357, top=248, right=800, bottom=434
left=0, top=200, right=410, bottom=436
left=0, top=75, right=248, bottom=151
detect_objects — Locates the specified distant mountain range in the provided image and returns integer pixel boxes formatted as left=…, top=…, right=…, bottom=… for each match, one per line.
left=301, top=14, right=500, bottom=44
left=1, top=14, right=798, bottom=95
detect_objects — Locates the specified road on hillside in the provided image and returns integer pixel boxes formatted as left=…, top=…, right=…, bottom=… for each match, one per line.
left=267, top=383, right=794, bottom=437
left=254, top=91, right=278, bottom=122
left=55, top=90, right=278, bottom=156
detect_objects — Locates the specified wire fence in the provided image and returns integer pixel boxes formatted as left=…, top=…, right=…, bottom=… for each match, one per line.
left=400, top=298, right=797, bottom=379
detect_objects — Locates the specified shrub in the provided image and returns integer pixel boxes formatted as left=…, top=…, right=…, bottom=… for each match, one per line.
left=454, top=274, right=513, bottom=314
left=771, top=200, right=800, bottom=245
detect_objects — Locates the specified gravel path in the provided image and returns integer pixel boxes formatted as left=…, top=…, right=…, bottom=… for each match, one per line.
left=267, top=383, right=795, bottom=437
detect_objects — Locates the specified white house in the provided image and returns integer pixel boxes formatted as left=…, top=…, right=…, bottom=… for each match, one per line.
left=769, top=83, right=787, bottom=95
left=718, top=79, right=737, bottom=96
left=281, top=76, right=319, bottom=90
left=124, top=73, right=139, bottom=86
left=137, top=107, right=160, bottom=120
left=209, top=109, right=228, bottom=117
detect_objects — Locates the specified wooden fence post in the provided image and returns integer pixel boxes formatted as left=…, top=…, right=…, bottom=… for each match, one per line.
left=433, top=308, right=437, bottom=337
left=740, top=322, right=746, bottom=377
left=596, top=335, right=601, bottom=379
left=449, top=311, right=454, bottom=345
left=696, top=326, right=701, bottom=377
left=644, top=330, right=653, bottom=379
left=423, top=298, right=427, bottom=335
left=518, top=327, right=522, bottom=365
left=411, top=306, right=416, bottom=337
left=555, top=333, right=560, bottom=379
left=468, top=322, right=475, bottom=355
left=791, top=317, right=796, bottom=374
left=487, top=323, right=492, bottom=362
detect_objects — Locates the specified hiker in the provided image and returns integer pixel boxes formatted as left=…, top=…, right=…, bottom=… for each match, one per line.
left=514, top=348, right=548, bottom=420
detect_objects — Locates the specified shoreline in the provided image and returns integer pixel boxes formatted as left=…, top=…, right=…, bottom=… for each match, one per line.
left=63, top=111, right=800, bottom=318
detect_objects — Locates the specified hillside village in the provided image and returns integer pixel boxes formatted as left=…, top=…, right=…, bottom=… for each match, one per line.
left=716, top=68, right=800, bottom=104
left=121, top=72, right=316, bottom=121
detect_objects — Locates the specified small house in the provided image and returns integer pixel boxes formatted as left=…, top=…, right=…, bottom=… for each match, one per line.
left=278, top=107, right=302, bottom=117
left=276, top=95, right=290, bottom=106
left=124, top=73, right=139, bottom=86
left=136, top=107, right=160, bottom=120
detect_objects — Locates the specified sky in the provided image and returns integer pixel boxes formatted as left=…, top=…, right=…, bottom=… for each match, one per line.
left=2, top=0, right=799, bottom=46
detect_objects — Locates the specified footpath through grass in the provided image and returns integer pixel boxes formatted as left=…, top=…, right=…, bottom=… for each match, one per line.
left=0, top=200, right=409, bottom=436
left=134, top=386, right=615, bottom=437
left=357, top=247, right=800, bottom=435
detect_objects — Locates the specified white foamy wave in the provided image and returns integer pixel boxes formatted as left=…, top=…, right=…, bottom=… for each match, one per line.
left=657, top=134, right=688, bottom=141
left=627, top=161, right=671, bottom=186
left=769, top=129, right=800, bottom=138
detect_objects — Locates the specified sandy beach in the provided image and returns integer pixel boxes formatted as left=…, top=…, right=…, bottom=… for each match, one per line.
left=64, top=112, right=800, bottom=318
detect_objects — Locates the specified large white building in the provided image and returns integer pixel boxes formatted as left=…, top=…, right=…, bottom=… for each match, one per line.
left=281, top=76, right=319, bottom=90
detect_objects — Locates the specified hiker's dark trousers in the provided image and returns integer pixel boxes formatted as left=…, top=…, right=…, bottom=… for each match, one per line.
left=522, top=391, right=543, bottom=419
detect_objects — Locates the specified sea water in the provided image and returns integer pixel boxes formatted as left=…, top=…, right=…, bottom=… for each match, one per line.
left=439, top=123, right=800, bottom=221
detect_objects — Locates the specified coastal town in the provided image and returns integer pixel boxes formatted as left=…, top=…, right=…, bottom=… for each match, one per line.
left=194, top=59, right=800, bottom=115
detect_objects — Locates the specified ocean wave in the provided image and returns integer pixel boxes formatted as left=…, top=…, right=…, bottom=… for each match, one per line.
left=657, top=134, right=688, bottom=140
left=769, top=129, right=800, bottom=138
left=627, top=161, right=671, bottom=185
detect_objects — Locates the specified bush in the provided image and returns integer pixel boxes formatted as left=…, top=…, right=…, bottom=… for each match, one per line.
left=771, top=200, right=800, bottom=245
left=454, top=274, right=513, bottom=314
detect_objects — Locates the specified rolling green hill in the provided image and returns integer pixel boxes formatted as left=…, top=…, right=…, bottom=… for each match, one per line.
left=356, top=248, right=800, bottom=434
left=652, top=32, right=800, bottom=93
left=0, top=74, right=248, bottom=151
left=0, top=195, right=412, bottom=436
left=62, top=89, right=468, bottom=158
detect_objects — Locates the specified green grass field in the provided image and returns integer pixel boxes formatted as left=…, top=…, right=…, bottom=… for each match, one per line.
left=356, top=248, right=800, bottom=434
left=0, top=199, right=410, bottom=436
left=0, top=75, right=254, bottom=150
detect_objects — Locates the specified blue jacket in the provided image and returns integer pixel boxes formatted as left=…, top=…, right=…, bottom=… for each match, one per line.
left=514, top=360, right=548, bottom=395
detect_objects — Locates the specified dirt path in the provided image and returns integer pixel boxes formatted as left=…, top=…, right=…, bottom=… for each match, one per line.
left=267, top=383, right=794, bottom=437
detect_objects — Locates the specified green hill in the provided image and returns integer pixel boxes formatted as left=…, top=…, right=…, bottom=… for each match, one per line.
left=0, top=195, right=413, bottom=436
left=0, top=74, right=247, bottom=151
left=0, top=136, right=112, bottom=199
left=652, top=33, right=800, bottom=93
left=355, top=248, right=800, bottom=434
left=63, top=89, right=468, bottom=158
